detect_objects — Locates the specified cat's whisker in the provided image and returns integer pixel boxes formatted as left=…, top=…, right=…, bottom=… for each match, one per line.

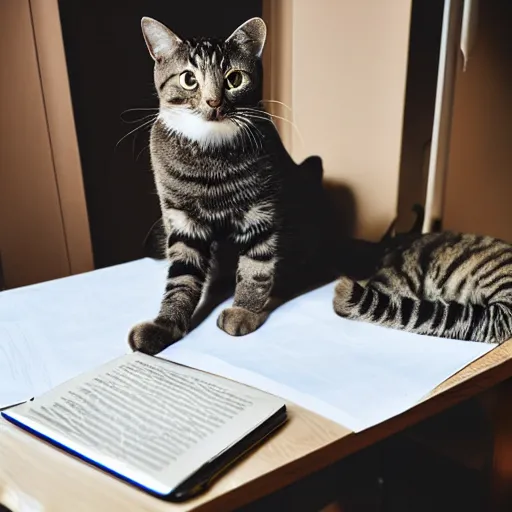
left=228, top=114, right=252, bottom=151
left=232, top=115, right=263, bottom=153
left=240, top=119, right=260, bottom=153
left=121, top=107, right=159, bottom=114
left=120, top=108, right=159, bottom=124
left=238, top=120, right=256, bottom=153
left=121, top=113, right=158, bottom=125
left=115, top=118, right=156, bottom=148
left=238, top=110, right=304, bottom=146
left=259, top=99, right=293, bottom=113
left=136, top=143, right=151, bottom=161
left=238, top=122, right=254, bottom=154
left=235, top=109, right=271, bottom=120
left=238, top=112, right=272, bottom=122
left=245, top=120, right=264, bottom=153
left=237, top=113, right=276, bottom=129
left=238, top=107, right=288, bottom=123
left=237, top=107, right=270, bottom=116
left=230, top=118, right=249, bottom=152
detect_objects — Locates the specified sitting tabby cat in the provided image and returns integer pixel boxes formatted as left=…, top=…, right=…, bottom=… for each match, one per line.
left=129, top=17, right=341, bottom=355
left=334, top=216, right=512, bottom=344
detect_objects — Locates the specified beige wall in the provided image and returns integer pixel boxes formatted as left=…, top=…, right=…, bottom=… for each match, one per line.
left=443, top=1, right=512, bottom=242
left=286, top=0, right=412, bottom=240
left=262, top=0, right=294, bottom=152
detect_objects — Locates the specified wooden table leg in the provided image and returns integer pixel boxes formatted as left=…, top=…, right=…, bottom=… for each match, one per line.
left=480, top=378, right=512, bottom=511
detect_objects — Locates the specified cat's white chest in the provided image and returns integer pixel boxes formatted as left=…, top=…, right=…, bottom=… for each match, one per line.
left=159, top=108, right=239, bottom=148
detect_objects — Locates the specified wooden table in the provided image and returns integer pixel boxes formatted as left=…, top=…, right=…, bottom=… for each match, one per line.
left=1, top=340, right=511, bottom=512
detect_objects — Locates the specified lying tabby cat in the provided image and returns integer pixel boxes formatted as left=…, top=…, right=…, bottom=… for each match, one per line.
left=129, top=17, right=344, bottom=355
left=334, top=220, right=512, bottom=344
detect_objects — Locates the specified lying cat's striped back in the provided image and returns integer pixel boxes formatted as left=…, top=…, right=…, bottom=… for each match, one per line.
left=334, top=232, right=512, bottom=344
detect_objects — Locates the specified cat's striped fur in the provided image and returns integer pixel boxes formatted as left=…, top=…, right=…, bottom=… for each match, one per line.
left=334, top=230, right=512, bottom=344
left=129, top=17, right=339, bottom=354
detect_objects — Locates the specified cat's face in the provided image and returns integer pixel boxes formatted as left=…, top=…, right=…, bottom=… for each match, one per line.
left=141, top=17, right=266, bottom=148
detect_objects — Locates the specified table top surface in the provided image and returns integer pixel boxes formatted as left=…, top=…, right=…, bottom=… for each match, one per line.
left=1, top=339, right=511, bottom=512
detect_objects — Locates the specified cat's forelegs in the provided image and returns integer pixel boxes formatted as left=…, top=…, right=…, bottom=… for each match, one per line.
left=218, top=246, right=278, bottom=336
left=129, top=231, right=212, bottom=354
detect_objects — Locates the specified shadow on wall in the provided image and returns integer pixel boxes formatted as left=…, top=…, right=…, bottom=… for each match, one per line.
left=324, top=179, right=358, bottom=240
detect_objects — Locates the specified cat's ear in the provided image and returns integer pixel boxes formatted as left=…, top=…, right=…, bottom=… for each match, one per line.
left=225, top=17, right=267, bottom=59
left=141, top=17, right=182, bottom=62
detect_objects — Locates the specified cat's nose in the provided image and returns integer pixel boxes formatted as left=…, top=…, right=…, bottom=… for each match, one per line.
left=206, top=98, right=221, bottom=108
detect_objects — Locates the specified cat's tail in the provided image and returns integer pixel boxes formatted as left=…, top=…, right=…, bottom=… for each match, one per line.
left=333, top=276, right=512, bottom=344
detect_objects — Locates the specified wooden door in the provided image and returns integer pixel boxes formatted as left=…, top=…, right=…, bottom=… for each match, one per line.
left=0, top=0, right=93, bottom=289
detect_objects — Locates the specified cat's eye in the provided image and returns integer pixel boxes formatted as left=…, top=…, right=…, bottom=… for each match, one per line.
left=225, top=70, right=245, bottom=90
left=179, top=71, right=198, bottom=90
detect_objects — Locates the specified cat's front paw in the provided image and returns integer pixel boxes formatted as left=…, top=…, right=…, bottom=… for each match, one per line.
left=128, top=320, right=185, bottom=355
left=217, top=307, right=265, bottom=336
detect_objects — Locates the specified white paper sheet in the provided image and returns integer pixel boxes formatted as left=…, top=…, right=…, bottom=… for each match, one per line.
left=0, top=322, right=57, bottom=408
left=160, top=283, right=495, bottom=432
left=0, top=258, right=495, bottom=431
left=0, top=259, right=167, bottom=408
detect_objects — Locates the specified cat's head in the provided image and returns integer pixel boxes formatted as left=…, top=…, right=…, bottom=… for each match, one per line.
left=141, top=17, right=266, bottom=148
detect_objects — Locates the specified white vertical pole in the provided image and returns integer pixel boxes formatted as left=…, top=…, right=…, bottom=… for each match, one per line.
left=422, top=0, right=463, bottom=233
